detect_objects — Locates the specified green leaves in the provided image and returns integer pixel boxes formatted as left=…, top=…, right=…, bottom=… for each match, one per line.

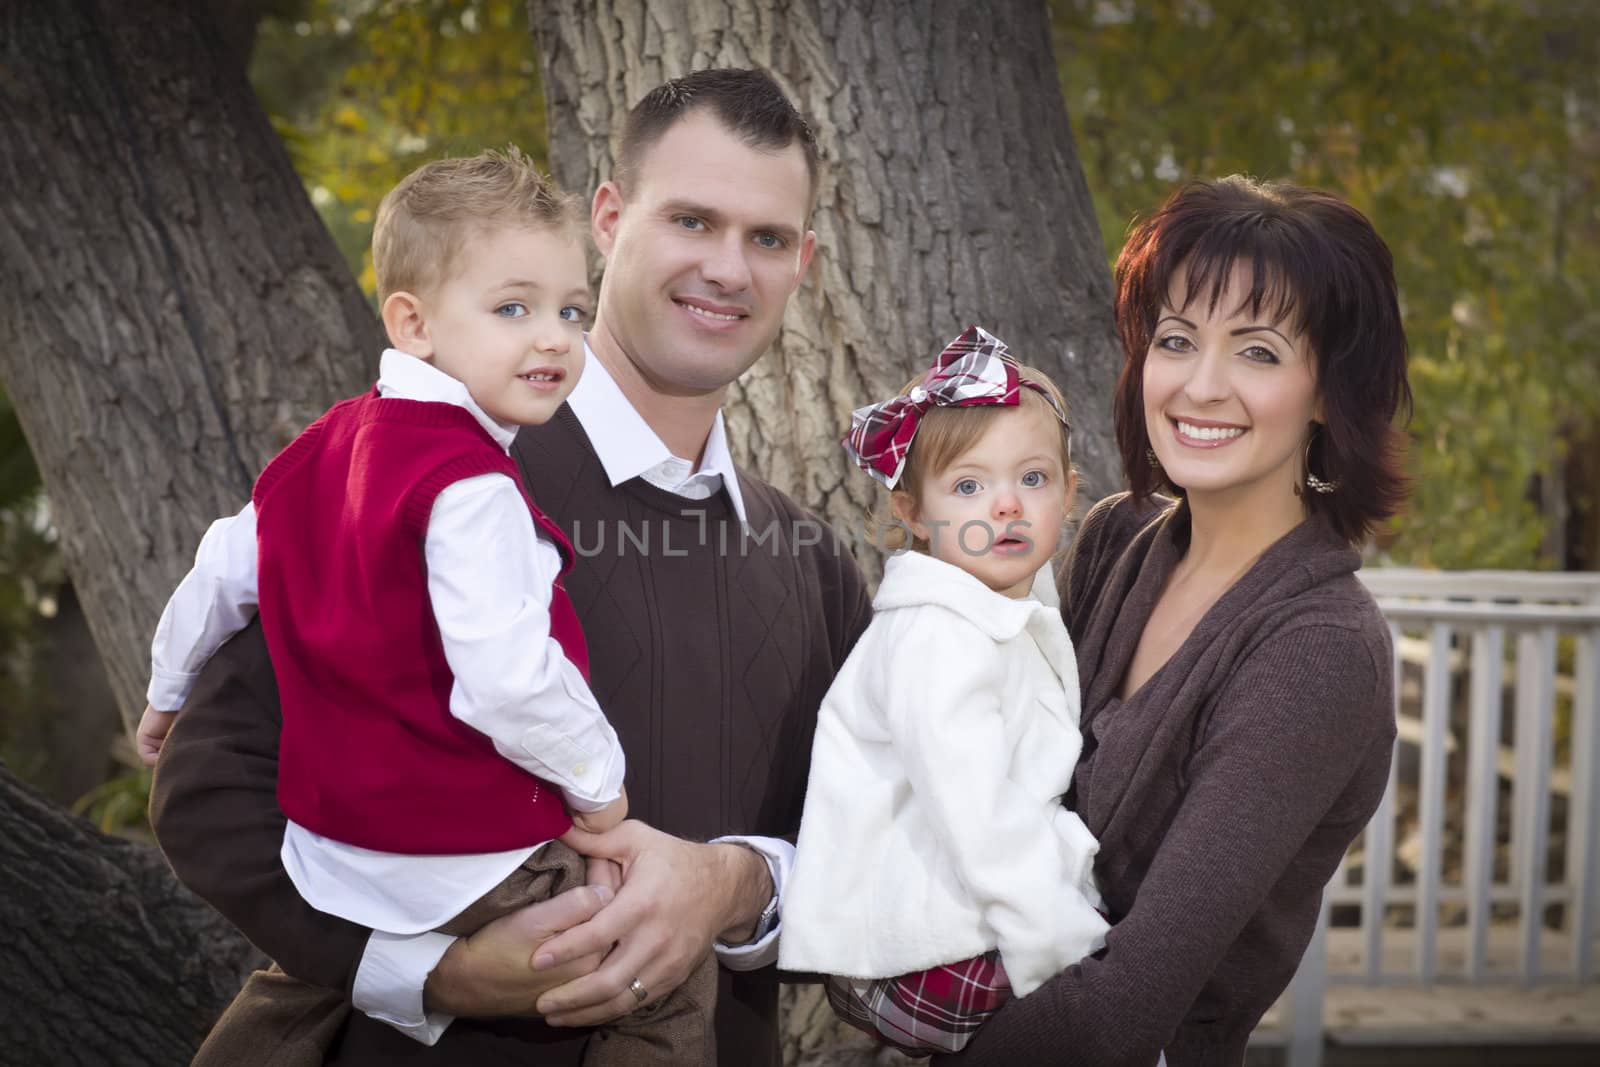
left=250, top=0, right=550, bottom=296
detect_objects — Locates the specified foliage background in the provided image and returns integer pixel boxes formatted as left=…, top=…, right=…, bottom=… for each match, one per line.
left=0, top=0, right=1595, bottom=797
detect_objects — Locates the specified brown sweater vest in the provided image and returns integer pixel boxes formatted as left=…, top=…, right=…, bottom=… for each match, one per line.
left=149, top=406, right=872, bottom=1067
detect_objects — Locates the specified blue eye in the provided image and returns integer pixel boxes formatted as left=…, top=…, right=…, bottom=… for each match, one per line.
left=495, top=303, right=528, bottom=318
left=676, top=216, right=705, bottom=231
left=954, top=478, right=981, bottom=496
left=753, top=232, right=783, bottom=250
left=560, top=305, right=587, bottom=323
left=1021, top=470, right=1047, bottom=488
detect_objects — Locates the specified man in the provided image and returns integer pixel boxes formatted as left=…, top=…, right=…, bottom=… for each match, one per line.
left=151, top=67, right=872, bottom=1066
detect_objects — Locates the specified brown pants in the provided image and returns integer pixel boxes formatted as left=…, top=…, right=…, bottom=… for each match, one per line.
left=191, top=840, right=718, bottom=1066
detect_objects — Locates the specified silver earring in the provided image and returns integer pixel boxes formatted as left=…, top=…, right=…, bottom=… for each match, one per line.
left=1298, top=433, right=1339, bottom=496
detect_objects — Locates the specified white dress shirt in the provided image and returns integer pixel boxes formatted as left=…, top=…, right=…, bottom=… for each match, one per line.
left=148, top=350, right=626, bottom=939
left=351, top=344, right=791, bottom=1044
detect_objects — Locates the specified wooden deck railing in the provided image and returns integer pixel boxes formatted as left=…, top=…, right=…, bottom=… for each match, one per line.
left=1272, top=569, right=1600, bottom=1066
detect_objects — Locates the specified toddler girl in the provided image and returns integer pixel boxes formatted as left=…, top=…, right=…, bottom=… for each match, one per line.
left=779, top=325, right=1108, bottom=1056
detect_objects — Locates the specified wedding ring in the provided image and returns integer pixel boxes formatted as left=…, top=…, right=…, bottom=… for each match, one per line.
left=628, top=977, right=648, bottom=1004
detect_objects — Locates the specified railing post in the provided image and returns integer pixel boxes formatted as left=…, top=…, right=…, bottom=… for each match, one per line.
left=1567, top=627, right=1600, bottom=982
left=1515, top=626, right=1557, bottom=983
left=1362, top=623, right=1403, bottom=983
left=1287, top=887, right=1330, bottom=1067
left=1464, top=624, right=1505, bottom=979
left=1415, top=622, right=1452, bottom=984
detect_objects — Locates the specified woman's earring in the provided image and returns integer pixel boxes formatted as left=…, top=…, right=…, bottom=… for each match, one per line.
left=1298, top=431, right=1339, bottom=496
left=1146, top=447, right=1161, bottom=471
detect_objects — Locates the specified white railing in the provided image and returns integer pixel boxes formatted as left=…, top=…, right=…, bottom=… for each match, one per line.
left=1275, top=568, right=1600, bottom=1067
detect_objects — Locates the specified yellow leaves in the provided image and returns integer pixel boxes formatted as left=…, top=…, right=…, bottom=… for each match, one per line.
left=252, top=0, right=548, bottom=296
left=332, top=105, right=365, bottom=132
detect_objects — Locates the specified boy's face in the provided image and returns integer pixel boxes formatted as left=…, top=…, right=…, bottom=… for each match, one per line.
left=894, top=403, right=1073, bottom=599
left=588, top=109, right=816, bottom=398
left=415, top=225, right=591, bottom=427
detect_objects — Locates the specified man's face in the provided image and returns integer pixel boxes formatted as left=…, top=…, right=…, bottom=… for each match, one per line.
left=588, top=109, right=816, bottom=398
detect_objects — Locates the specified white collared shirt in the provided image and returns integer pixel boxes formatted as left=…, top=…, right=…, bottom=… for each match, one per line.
left=148, top=349, right=626, bottom=938
left=564, top=341, right=748, bottom=520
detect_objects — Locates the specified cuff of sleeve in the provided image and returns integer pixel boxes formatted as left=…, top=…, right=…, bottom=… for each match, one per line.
left=146, top=668, right=199, bottom=711
left=352, top=930, right=458, bottom=1046
left=563, top=786, right=621, bottom=815
left=709, top=834, right=793, bottom=971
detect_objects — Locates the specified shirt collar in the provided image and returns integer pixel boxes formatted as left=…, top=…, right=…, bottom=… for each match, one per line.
left=565, top=340, right=747, bottom=520
left=376, top=349, right=519, bottom=453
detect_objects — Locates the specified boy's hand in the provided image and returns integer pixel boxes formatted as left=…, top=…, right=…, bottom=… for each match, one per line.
left=569, top=786, right=628, bottom=834
left=135, top=704, right=177, bottom=767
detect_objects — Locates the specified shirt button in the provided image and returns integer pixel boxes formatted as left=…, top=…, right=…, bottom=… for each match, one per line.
left=574, top=763, right=587, bottom=777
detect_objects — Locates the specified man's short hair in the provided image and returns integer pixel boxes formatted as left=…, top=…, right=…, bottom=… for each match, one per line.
left=614, top=67, right=820, bottom=203
left=372, top=146, right=584, bottom=301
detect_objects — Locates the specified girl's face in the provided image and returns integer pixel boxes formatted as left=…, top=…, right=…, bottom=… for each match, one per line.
left=1143, top=260, right=1320, bottom=510
left=894, top=402, right=1073, bottom=599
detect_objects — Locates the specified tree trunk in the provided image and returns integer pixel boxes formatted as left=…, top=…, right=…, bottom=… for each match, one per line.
left=0, top=0, right=382, bottom=729
left=529, top=0, right=1123, bottom=564
left=0, top=764, right=266, bottom=1064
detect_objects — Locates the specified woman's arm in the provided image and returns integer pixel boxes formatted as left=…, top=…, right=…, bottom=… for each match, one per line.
left=941, top=621, right=1392, bottom=1066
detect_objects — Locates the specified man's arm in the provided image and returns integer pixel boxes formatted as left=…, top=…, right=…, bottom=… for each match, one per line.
left=150, top=620, right=368, bottom=993
left=149, top=621, right=612, bottom=1039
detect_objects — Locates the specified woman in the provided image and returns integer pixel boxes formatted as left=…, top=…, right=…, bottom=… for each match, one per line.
left=944, top=176, right=1410, bottom=1066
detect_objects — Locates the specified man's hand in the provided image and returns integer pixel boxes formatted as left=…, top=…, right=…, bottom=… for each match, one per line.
left=423, top=884, right=612, bottom=1017
left=570, top=786, right=629, bottom=834
left=531, top=821, right=772, bottom=1027
left=136, top=704, right=176, bottom=767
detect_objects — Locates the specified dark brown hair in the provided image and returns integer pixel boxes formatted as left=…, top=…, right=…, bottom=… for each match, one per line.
left=1112, top=175, right=1412, bottom=545
left=614, top=67, right=820, bottom=203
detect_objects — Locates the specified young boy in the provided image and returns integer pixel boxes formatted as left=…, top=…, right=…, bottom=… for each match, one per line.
left=138, top=149, right=715, bottom=1066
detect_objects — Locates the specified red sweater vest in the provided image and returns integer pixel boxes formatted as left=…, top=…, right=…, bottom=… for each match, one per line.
left=252, top=391, right=585, bottom=854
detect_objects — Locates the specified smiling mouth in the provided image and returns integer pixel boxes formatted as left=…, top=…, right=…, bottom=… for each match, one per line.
left=518, top=369, right=566, bottom=389
left=674, top=299, right=745, bottom=322
left=1172, top=418, right=1247, bottom=444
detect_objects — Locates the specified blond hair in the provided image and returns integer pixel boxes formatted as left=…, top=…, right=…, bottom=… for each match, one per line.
left=372, top=146, right=584, bottom=301
left=876, top=362, right=1075, bottom=553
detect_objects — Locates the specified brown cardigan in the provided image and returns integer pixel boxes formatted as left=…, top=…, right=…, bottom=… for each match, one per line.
left=149, top=407, right=872, bottom=1066
left=944, top=493, right=1395, bottom=1067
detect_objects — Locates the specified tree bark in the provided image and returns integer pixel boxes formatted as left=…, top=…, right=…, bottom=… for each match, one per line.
left=0, top=764, right=266, bottom=1065
left=0, top=0, right=382, bottom=728
left=529, top=0, right=1123, bottom=564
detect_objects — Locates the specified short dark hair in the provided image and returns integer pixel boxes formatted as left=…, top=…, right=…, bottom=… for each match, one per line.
left=614, top=67, right=820, bottom=203
left=1112, top=176, right=1412, bottom=545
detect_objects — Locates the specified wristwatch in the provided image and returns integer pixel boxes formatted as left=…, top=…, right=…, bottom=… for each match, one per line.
left=749, top=885, right=781, bottom=942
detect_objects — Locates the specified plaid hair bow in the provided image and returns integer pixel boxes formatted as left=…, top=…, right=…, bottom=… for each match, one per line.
left=842, top=326, right=1070, bottom=489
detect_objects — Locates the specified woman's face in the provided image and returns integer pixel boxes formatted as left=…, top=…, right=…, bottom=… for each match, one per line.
left=1143, top=261, right=1320, bottom=508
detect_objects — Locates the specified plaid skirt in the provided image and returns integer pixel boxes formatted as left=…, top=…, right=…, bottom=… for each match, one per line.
left=824, top=951, right=1011, bottom=1057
